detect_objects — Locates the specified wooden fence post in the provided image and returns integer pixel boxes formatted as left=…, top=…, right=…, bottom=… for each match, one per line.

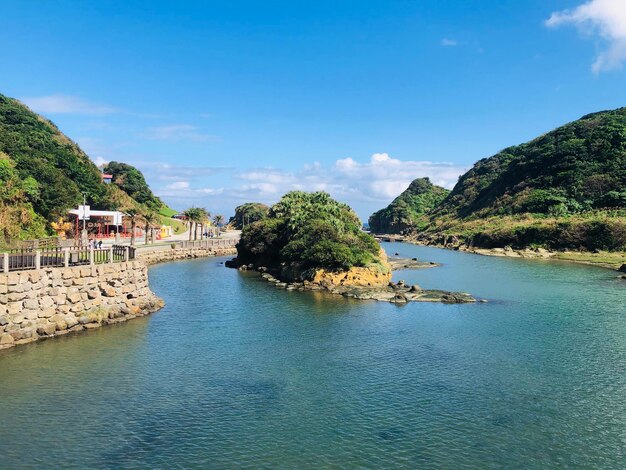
left=109, top=246, right=114, bottom=264
left=124, top=247, right=129, bottom=262
left=63, top=248, right=69, bottom=268
left=89, top=248, right=94, bottom=266
left=2, top=253, right=8, bottom=273
left=35, top=250, right=41, bottom=270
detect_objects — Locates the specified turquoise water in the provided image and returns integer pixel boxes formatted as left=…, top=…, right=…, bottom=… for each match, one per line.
left=1, top=243, right=625, bottom=468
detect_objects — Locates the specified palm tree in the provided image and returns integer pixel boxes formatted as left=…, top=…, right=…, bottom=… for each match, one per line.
left=142, top=211, right=160, bottom=245
left=183, top=208, right=197, bottom=241
left=124, top=208, right=140, bottom=246
left=195, top=208, right=209, bottom=239
left=213, top=214, right=224, bottom=226
left=212, top=214, right=224, bottom=237
left=183, top=207, right=209, bottom=240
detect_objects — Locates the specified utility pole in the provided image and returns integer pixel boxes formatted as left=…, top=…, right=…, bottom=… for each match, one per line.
left=82, top=193, right=87, bottom=233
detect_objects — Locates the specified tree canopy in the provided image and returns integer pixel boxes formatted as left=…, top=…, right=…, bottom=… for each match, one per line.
left=434, top=108, right=626, bottom=219
left=368, top=178, right=449, bottom=234
left=0, top=152, right=47, bottom=243
left=237, top=191, right=381, bottom=272
left=228, top=202, right=269, bottom=229
left=103, top=161, right=164, bottom=211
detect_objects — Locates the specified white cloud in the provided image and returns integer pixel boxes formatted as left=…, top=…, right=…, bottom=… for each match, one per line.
left=441, top=38, right=458, bottom=47
left=142, top=124, right=216, bottom=142
left=139, top=162, right=225, bottom=182
left=93, top=156, right=109, bottom=167
left=546, top=0, right=626, bottom=73
left=165, top=181, right=190, bottom=190
left=20, top=94, right=117, bottom=115
left=227, top=153, right=464, bottom=204
left=151, top=153, right=466, bottom=219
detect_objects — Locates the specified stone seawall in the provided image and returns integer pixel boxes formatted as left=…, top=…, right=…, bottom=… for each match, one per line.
left=138, top=246, right=237, bottom=265
left=0, top=261, right=163, bottom=350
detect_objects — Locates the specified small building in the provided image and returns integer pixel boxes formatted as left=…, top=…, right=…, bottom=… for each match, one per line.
left=68, top=208, right=129, bottom=239
left=102, top=173, right=113, bottom=184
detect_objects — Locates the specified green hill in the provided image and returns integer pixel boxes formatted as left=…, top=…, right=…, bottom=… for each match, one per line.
left=102, top=161, right=165, bottom=211
left=368, top=178, right=449, bottom=234
left=228, top=202, right=269, bottom=229
left=0, top=93, right=172, bottom=243
left=415, top=108, right=626, bottom=251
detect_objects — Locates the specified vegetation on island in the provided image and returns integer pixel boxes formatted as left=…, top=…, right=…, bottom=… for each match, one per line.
left=0, top=93, right=176, bottom=244
left=368, top=178, right=449, bottom=234
left=236, top=191, right=383, bottom=272
left=228, top=202, right=269, bottom=229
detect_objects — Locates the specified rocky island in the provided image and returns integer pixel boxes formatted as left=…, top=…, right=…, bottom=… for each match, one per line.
left=226, top=191, right=477, bottom=304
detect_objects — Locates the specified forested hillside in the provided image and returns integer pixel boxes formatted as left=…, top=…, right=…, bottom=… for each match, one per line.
left=102, top=161, right=165, bottom=211
left=0, top=93, right=171, bottom=243
left=434, top=108, right=626, bottom=218
left=368, top=178, right=449, bottom=234
left=413, top=108, right=626, bottom=251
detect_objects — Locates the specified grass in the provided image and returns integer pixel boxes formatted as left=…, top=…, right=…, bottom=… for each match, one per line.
left=157, top=206, right=186, bottom=233
left=158, top=206, right=178, bottom=218
left=158, top=215, right=186, bottom=234
left=412, top=210, right=626, bottom=269
left=551, top=251, right=626, bottom=269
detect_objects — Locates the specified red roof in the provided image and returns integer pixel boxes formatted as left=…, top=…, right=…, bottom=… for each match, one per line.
left=102, top=174, right=113, bottom=178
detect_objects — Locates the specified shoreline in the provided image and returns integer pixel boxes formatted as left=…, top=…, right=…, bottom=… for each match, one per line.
left=403, top=239, right=626, bottom=272
left=258, top=271, right=478, bottom=304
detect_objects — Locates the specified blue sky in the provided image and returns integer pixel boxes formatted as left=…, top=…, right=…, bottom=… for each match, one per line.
left=1, top=0, right=625, bottom=219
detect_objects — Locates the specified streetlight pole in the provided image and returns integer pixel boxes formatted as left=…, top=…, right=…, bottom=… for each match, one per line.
left=82, top=193, right=87, bottom=234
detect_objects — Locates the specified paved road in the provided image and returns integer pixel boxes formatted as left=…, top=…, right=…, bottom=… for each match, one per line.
left=95, top=230, right=241, bottom=248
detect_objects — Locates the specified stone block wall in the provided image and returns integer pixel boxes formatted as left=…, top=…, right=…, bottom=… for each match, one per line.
left=138, top=246, right=236, bottom=265
left=0, top=261, right=163, bottom=350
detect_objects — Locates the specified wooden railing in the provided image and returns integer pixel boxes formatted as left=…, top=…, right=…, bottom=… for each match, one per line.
left=178, top=238, right=238, bottom=249
left=0, top=245, right=135, bottom=273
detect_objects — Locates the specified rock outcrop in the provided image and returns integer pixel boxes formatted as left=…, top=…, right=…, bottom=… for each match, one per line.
left=229, top=249, right=479, bottom=305
left=257, top=271, right=477, bottom=304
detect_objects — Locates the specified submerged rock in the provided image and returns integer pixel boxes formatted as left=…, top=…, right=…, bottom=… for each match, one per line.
left=388, top=257, right=437, bottom=270
left=329, top=284, right=477, bottom=304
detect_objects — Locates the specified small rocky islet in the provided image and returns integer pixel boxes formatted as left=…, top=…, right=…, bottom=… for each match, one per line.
left=226, top=257, right=478, bottom=304
left=227, top=191, right=480, bottom=305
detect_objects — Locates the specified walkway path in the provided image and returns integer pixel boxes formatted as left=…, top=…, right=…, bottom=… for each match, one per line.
left=96, top=230, right=241, bottom=249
